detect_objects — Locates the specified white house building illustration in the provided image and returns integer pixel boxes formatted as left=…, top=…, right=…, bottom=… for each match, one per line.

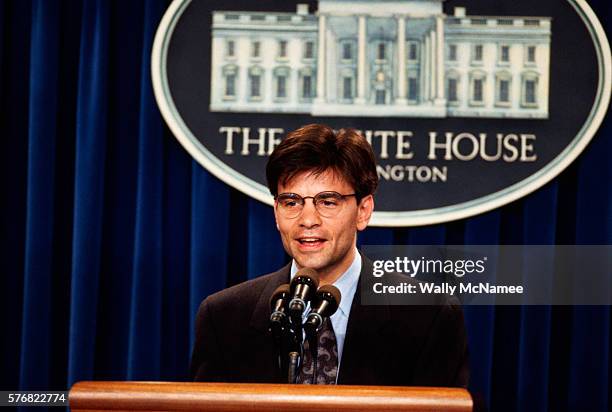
left=209, top=0, right=551, bottom=118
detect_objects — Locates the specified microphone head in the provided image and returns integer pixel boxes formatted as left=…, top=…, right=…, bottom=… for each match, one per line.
left=304, top=285, right=342, bottom=336
left=290, top=268, right=320, bottom=297
left=269, top=284, right=290, bottom=337
left=288, top=268, right=319, bottom=319
left=315, top=284, right=341, bottom=316
left=269, top=284, right=291, bottom=310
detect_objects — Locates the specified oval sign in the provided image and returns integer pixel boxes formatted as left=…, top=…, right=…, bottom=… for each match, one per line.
left=152, top=0, right=611, bottom=226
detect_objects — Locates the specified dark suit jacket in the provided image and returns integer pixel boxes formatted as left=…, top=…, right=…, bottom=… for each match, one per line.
left=190, top=256, right=469, bottom=387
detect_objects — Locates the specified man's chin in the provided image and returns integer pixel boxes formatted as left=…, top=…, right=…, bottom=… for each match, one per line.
left=293, top=254, right=329, bottom=272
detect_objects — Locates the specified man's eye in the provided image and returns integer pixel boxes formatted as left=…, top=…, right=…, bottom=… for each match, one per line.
left=282, top=200, right=298, bottom=208
left=320, top=199, right=339, bottom=208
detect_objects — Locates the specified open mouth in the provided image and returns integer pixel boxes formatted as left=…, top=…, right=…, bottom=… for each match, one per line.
left=297, top=238, right=326, bottom=246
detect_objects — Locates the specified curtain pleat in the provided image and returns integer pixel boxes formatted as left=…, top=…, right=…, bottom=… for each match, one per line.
left=127, top=0, right=166, bottom=380
left=94, top=0, right=141, bottom=381
left=19, top=0, right=59, bottom=391
left=516, top=183, right=558, bottom=411
left=189, top=165, right=229, bottom=345
left=161, top=127, right=192, bottom=380
left=567, top=105, right=611, bottom=410
left=463, top=211, right=500, bottom=409
left=67, top=0, right=109, bottom=385
left=0, top=0, right=31, bottom=391
left=0, top=1, right=610, bottom=410
left=489, top=205, right=524, bottom=410
left=247, top=199, right=286, bottom=279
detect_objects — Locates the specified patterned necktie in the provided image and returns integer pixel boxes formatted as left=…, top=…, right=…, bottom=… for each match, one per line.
left=296, top=318, right=338, bottom=384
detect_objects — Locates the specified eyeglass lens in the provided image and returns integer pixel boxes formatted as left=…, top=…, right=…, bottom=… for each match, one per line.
left=276, top=192, right=349, bottom=217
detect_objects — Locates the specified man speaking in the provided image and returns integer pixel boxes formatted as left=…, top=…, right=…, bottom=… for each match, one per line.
left=190, top=124, right=469, bottom=387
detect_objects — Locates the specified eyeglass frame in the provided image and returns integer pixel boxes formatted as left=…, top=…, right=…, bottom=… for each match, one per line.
left=274, top=191, right=358, bottom=218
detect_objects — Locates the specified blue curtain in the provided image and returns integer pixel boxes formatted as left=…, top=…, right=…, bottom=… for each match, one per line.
left=0, top=0, right=610, bottom=411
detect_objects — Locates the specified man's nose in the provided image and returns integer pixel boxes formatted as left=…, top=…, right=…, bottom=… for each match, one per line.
left=298, top=198, right=322, bottom=228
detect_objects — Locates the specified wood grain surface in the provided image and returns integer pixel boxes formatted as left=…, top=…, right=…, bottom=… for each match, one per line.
left=70, top=381, right=472, bottom=411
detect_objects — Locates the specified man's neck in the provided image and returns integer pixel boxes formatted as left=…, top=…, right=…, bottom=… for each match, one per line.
left=318, top=256, right=354, bottom=286
left=294, top=247, right=358, bottom=286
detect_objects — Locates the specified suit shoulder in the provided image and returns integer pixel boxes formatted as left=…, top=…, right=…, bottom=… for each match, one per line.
left=201, top=270, right=287, bottom=310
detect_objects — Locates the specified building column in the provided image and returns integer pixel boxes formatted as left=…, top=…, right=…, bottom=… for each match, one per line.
left=239, top=65, right=249, bottom=104
left=419, top=36, right=426, bottom=103
left=434, top=14, right=446, bottom=104
left=355, top=15, right=367, bottom=104
left=315, top=14, right=326, bottom=103
left=423, top=35, right=430, bottom=102
left=429, top=30, right=436, bottom=102
left=395, top=15, right=407, bottom=104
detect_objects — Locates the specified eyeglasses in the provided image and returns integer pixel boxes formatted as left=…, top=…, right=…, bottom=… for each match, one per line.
left=275, top=191, right=357, bottom=218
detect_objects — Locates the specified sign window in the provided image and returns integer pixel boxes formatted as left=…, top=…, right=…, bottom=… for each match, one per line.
left=226, top=40, right=235, bottom=57
left=474, top=79, right=483, bottom=101
left=277, top=76, right=286, bottom=98
left=252, top=41, right=260, bottom=58
left=500, top=45, right=510, bottom=63
left=342, top=42, right=352, bottom=60
left=408, top=77, right=418, bottom=102
left=473, top=44, right=483, bottom=62
left=448, top=78, right=458, bottom=102
left=304, top=41, right=314, bottom=59
left=499, top=79, right=510, bottom=102
left=408, top=42, right=419, bottom=61
left=225, top=74, right=235, bottom=97
left=448, top=44, right=457, bottom=61
left=250, top=74, right=261, bottom=98
left=343, top=76, right=353, bottom=99
left=279, top=40, right=287, bottom=58
left=527, top=45, right=536, bottom=63
left=378, top=43, right=386, bottom=60
left=303, top=75, right=312, bottom=99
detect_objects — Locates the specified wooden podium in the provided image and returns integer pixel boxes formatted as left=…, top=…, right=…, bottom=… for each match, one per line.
left=69, top=381, right=472, bottom=411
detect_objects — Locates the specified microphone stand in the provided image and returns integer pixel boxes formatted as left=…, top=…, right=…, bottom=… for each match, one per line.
left=269, top=314, right=285, bottom=379
left=287, top=351, right=299, bottom=384
left=286, top=314, right=303, bottom=383
left=285, top=269, right=319, bottom=383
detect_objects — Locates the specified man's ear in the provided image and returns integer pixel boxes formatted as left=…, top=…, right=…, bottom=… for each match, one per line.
left=273, top=201, right=280, bottom=230
left=356, top=195, right=374, bottom=231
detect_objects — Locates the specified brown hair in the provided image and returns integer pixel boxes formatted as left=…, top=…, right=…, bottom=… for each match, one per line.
left=266, top=124, right=378, bottom=201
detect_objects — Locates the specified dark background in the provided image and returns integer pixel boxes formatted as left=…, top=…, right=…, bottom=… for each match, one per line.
left=0, top=1, right=610, bottom=411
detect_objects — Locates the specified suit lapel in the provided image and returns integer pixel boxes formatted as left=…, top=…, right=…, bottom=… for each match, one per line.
left=238, top=265, right=291, bottom=383
left=249, top=263, right=291, bottom=333
left=338, top=255, right=391, bottom=384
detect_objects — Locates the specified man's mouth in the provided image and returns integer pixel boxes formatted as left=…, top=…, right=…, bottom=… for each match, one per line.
left=296, top=237, right=326, bottom=247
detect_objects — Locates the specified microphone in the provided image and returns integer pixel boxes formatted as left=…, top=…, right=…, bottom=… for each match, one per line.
left=288, top=268, right=319, bottom=320
left=268, top=284, right=291, bottom=377
left=304, top=284, right=341, bottom=337
left=269, top=284, right=291, bottom=336
left=286, top=268, right=318, bottom=384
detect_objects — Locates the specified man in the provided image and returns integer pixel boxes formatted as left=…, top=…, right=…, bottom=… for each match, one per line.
left=190, top=124, right=469, bottom=387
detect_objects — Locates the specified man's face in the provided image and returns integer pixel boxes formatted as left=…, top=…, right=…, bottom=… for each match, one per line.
left=274, top=169, right=374, bottom=282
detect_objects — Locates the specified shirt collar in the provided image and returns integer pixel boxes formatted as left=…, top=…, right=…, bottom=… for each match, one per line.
left=289, top=248, right=361, bottom=318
